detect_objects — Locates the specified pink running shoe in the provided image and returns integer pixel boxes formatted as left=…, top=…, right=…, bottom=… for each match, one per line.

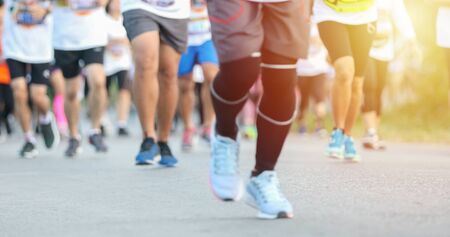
left=182, top=127, right=196, bottom=152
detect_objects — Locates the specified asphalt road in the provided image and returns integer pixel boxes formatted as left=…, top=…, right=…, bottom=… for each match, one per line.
left=1, top=123, right=449, bottom=237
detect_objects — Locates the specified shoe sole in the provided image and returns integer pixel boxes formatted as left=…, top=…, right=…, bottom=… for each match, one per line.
left=208, top=173, right=244, bottom=202
left=243, top=191, right=293, bottom=220
left=136, top=153, right=159, bottom=166
left=136, top=160, right=156, bottom=166
left=326, top=151, right=344, bottom=160
left=89, top=141, right=108, bottom=153
left=344, top=157, right=361, bottom=163
left=20, top=149, right=39, bottom=159
left=363, top=142, right=386, bottom=151
left=65, top=147, right=83, bottom=158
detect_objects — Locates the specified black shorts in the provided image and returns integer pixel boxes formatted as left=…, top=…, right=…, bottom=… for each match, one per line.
left=318, top=21, right=376, bottom=77
left=6, top=59, right=50, bottom=85
left=106, top=70, right=130, bottom=92
left=54, top=47, right=105, bottom=79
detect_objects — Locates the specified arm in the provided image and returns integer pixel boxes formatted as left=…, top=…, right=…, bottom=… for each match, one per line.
left=392, top=0, right=416, bottom=40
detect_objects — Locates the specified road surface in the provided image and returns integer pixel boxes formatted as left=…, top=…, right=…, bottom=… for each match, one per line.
left=0, top=122, right=449, bottom=237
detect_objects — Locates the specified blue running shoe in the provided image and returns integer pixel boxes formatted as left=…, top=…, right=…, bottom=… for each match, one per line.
left=136, top=138, right=159, bottom=165
left=326, top=129, right=345, bottom=159
left=158, top=142, right=178, bottom=167
left=244, top=171, right=293, bottom=219
left=344, top=136, right=361, bottom=163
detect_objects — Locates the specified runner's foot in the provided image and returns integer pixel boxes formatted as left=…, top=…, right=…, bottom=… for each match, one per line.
left=244, top=171, right=294, bottom=219
left=135, top=137, right=159, bottom=165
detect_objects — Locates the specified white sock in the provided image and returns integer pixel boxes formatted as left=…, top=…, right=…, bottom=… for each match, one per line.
left=367, top=128, right=377, bottom=136
left=25, top=131, right=37, bottom=144
left=117, top=121, right=127, bottom=129
left=39, top=112, right=52, bottom=125
left=89, top=128, right=101, bottom=136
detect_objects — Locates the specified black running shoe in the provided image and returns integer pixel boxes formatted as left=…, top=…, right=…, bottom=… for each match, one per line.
left=89, top=133, right=108, bottom=152
left=20, top=142, right=38, bottom=159
left=158, top=142, right=178, bottom=167
left=39, top=113, right=60, bottom=149
left=65, top=138, right=82, bottom=157
left=117, top=127, right=130, bottom=137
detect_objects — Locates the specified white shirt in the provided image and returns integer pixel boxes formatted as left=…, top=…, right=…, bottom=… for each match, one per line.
left=121, top=0, right=190, bottom=19
left=369, top=0, right=415, bottom=61
left=297, top=25, right=331, bottom=77
left=2, top=0, right=53, bottom=63
left=187, top=3, right=211, bottom=47
left=52, top=0, right=108, bottom=51
left=104, top=16, right=132, bottom=76
left=437, top=7, right=450, bottom=49
left=313, top=0, right=377, bottom=25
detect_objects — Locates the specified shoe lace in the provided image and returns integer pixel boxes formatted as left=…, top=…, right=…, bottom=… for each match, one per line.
left=213, top=138, right=238, bottom=175
left=254, top=174, right=286, bottom=204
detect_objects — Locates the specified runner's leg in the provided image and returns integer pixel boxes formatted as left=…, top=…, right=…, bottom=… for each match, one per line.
left=344, top=24, right=375, bottom=135
left=157, top=43, right=181, bottom=143
left=131, top=32, right=160, bottom=139
left=115, top=70, right=132, bottom=131
left=254, top=50, right=298, bottom=175
left=179, top=73, right=195, bottom=130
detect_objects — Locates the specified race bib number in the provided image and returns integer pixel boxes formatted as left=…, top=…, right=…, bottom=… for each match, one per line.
left=16, top=11, right=43, bottom=25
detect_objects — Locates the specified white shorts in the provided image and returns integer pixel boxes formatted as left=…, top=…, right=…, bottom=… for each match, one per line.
left=437, top=7, right=450, bottom=48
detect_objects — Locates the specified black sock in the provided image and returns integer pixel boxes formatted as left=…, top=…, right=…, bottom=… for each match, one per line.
left=211, top=56, right=261, bottom=140
left=254, top=51, right=297, bottom=176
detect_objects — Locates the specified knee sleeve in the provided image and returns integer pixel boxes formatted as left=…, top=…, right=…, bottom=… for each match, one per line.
left=258, top=51, right=298, bottom=125
left=210, top=56, right=261, bottom=104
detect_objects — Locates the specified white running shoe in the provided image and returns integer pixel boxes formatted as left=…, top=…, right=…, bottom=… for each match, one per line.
left=244, top=171, right=294, bottom=219
left=209, top=134, right=243, bottom=201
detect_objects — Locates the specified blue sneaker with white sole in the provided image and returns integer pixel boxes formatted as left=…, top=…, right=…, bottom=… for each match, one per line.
left=244, top=171, right=293, bottom=219
left=158, top=142, right=178, bottom=167
left=136, top=138, right=159, bottom=165
left=326, top=129, right=345, bottom=159
left=344, top=136, right=361, bottom=163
